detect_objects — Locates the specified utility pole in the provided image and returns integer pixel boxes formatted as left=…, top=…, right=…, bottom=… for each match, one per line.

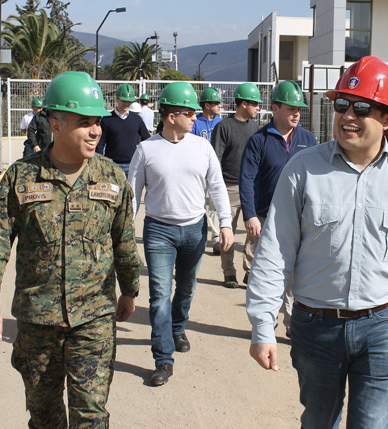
left=173, top=32, right=178, bottom=70
left=155, top=31, right=160, bottom=80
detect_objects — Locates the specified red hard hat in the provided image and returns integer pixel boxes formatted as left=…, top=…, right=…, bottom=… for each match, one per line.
left=326, top=56, right=388, bottom=107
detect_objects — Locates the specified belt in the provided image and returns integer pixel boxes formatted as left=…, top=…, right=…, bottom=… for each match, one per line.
left=295, top=301, right=388, bottom=319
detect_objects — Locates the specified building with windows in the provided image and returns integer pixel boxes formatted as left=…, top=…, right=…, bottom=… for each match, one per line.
left=310, top=0, right=386, bottom=65
left=248, top=0, right=387, bottom=82
left=247, top=12, right=313, bottom=82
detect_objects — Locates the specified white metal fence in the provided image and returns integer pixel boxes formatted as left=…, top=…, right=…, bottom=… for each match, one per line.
left=1, top=78, right=335, bottom=168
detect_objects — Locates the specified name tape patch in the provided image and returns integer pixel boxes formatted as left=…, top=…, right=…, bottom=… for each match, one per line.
left=16, top=182, right=53, bottom=205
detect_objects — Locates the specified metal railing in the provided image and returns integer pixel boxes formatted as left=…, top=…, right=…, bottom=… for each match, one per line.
left=1, top=77, right=335, bottom=168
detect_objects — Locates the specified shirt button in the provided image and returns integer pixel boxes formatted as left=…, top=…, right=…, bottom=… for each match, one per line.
left=358, top=203, right=363, bottom=208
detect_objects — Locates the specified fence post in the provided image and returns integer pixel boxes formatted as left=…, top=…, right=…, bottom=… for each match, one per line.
left=309, top=64, right=314, bottom=133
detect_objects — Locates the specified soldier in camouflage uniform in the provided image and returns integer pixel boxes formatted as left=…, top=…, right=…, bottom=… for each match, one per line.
left=0, top=71, right=144, bottom=428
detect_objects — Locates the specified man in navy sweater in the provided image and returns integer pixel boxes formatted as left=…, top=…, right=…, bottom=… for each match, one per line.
left=240, top=80, right=317, bottom=337
left=96, top=83, right=150, bottom=178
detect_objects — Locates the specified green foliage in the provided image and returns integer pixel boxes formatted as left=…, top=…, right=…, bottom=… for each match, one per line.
left=15, top=0, right=39, bottom=15
left=162, top=69, right=191, bottom=81
left=1, top=9, right=94, bottom=78
left=111, top=42, right=170, bottom=80
left=192, top=70, right=206, bottom=81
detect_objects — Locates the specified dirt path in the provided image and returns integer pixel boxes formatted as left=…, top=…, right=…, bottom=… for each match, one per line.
left=1, top=201, right=346, bottom=428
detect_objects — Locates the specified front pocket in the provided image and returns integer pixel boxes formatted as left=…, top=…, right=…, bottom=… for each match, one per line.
left=301, top=204, right=342, bottom=257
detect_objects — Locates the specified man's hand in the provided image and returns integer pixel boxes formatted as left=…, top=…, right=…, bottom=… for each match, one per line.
left=244, top=217, right=262, bottom=237
left=116, top=295, right=136, bottom=322
left=32, top=146, right=41, bottom=153
left=219, top=227, right=234, bottom=252
left=250, top=343, right=278, bottom=371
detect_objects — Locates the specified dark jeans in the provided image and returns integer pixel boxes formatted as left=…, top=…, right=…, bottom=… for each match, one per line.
left=290, top=303, right=388, bottom=429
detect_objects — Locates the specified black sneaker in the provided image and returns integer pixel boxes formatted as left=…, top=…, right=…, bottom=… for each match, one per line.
left=173, top=333, right=190, bottom=352
left=224, top=275, right=238, bottom=288
left=150, top=363, right=173, bottom=386
left=243, top=272, right=249, bottom=285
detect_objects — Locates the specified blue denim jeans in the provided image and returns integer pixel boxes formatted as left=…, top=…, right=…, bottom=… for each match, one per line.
left=290, top=303, right=388, bottom=429
left=116, top=163, right=130, bottom=179
left=143, top=215, right=207, bottom=365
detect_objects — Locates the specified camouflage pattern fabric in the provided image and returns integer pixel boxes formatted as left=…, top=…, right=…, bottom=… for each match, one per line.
left=12, top=314, right=116, bottom=428
left=0, top=144, right=144, bottom=327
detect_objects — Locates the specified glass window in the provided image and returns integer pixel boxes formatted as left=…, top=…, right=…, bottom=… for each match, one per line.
left=345, top=0, right=371, bottom=61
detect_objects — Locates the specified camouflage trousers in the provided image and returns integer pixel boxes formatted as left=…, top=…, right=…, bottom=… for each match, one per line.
left=11, top=314, right=116, bottom=429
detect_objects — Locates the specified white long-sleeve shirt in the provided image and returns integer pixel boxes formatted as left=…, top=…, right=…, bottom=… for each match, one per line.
left=128, top=132, right=232, bottom=228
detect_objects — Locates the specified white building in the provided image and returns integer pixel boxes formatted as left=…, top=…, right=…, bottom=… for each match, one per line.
left=310, top=0, right=387, bottom=65
left=248, top=12, right=313, bottom=82
left=248, top=0, right=388, bottom=82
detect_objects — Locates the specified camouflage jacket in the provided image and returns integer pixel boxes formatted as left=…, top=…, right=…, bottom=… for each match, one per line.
left=0, top=146, right=144, bottom=327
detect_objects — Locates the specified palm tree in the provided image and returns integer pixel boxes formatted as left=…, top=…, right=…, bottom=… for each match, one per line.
left=111, top=42, right=169, bottom=80
left=1, top=9, right=93, bottom=78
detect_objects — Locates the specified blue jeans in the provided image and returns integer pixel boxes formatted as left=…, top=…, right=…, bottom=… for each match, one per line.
left=290, top=303, right=388, bottom=429
left=143, top=215, right=207, bottom=365
left=116, top=163, right=129, bottom=179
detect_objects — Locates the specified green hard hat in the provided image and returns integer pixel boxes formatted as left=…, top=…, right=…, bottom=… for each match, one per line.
left=270, top=80, right=308, bottom=107
left=140, top=93, right=150, bottom=101
left=200, top=87, right=223, bottom=103
left=234, top=83, right=263, bottom=103
left=116, top=83, right=136, bottom=101
left=31, top=97, right=43, bottom=107
left=42, top=71, right=111, bottom=117
left=159, top=82, right=201, bottom=110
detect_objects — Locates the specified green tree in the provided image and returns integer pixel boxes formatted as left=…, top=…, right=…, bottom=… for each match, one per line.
left=1, top=9, right=93, bottom=78
left=192, top=70, right=206, bottom=81
left=162, top=69, right=191, bottom=81
left=15, top=0, right=39, bottom=14
left=111, top=42, right=169, bottom=80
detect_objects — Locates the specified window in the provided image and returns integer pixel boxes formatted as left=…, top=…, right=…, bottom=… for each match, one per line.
left=345, top=0, right=371, bottom=62
left=312, top=6, right=316, bottom=38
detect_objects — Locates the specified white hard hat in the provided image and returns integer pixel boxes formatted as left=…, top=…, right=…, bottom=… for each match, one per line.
left=129, top=102, right=142, bottom=113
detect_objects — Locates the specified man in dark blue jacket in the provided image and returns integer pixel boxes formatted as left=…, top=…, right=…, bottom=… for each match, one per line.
left=240, top=80, right=317, bottom=337
left=96, top=83, right=150, bottom=178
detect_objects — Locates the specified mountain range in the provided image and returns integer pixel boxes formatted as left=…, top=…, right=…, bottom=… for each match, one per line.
left=73, top=31, right=247, bottom=81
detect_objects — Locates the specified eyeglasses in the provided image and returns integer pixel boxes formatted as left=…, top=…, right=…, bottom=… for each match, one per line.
left=172, top=111, right=196, bottom=118
left=334, top=98, right=373, bottom=117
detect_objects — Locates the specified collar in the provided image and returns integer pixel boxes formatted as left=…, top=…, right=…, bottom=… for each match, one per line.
left=267, top=118, right=300, bottom=150
left=39, top=143, right=100, bottom=185
left=114, top=107, right=129, bottom=120
left=330, top=137, right=388, bottom=165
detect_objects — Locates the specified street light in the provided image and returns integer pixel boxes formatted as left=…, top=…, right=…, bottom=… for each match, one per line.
left=95, top=7, right=126, bottom=80
left=138, top=35, right=157, bottom=80
left=198, top=52, right=217, bottom=80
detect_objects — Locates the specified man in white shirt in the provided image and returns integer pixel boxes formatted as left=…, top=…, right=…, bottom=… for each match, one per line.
left=20, top=97, right=42, bottom=134
left=139, top=93, right=155, bottom=135
left=129, top=82, right=233, bottom=386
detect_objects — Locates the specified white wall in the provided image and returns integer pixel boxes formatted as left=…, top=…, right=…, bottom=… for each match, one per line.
left=309, top=0, right=346, bottom=65
left=371, top=0, right=388, bottom=61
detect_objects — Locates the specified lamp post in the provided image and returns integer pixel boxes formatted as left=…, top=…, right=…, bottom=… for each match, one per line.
left=95, top=7, right=126, bottom=80
left=138, top=35, right=157, bottom=80
left=198, top=52, right=217, bottom=80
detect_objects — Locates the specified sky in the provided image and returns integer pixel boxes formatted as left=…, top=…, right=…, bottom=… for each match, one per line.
left=1, top=0, right=313, bottom=49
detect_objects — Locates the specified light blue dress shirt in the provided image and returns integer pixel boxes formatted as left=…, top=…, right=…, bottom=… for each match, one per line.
left=247, top=139, right=388, bottom=344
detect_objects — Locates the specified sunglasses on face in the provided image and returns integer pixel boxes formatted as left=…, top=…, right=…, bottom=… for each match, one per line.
left=334, top=98, right=373, bottom=117
left=172, top=111, right=196, bottom=118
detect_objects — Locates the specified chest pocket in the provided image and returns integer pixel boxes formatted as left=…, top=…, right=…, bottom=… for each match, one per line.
left=83, top=200, right=115, bottom=241
left=301, top=204, right=342, bottom=258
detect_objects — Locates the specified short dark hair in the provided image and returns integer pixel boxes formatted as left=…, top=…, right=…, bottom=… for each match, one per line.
left=159, top=104, right=177, bottom=119
left=271, top=101, right=282, bottom=109
left=235, top=98, right=244, bottom=107
left=140, top=99, right=148, bottom=106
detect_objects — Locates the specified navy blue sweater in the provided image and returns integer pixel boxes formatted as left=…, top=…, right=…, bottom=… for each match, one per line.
left=239, top=120, right=317, bottom=220
left=96, top=110, right=150, bottom=163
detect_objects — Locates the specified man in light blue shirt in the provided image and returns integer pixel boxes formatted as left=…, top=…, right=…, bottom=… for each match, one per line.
left=247, top=56, right=388, bottom=428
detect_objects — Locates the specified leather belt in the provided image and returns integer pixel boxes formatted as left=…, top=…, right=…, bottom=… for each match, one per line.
left=295, top=301, right=388, bottom=319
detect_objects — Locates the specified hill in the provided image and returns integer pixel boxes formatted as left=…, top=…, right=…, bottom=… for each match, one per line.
left=73, top=31, right=247, bottom=82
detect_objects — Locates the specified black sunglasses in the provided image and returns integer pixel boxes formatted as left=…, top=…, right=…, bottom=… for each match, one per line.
left=334, top=97, right=373, bottom=117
